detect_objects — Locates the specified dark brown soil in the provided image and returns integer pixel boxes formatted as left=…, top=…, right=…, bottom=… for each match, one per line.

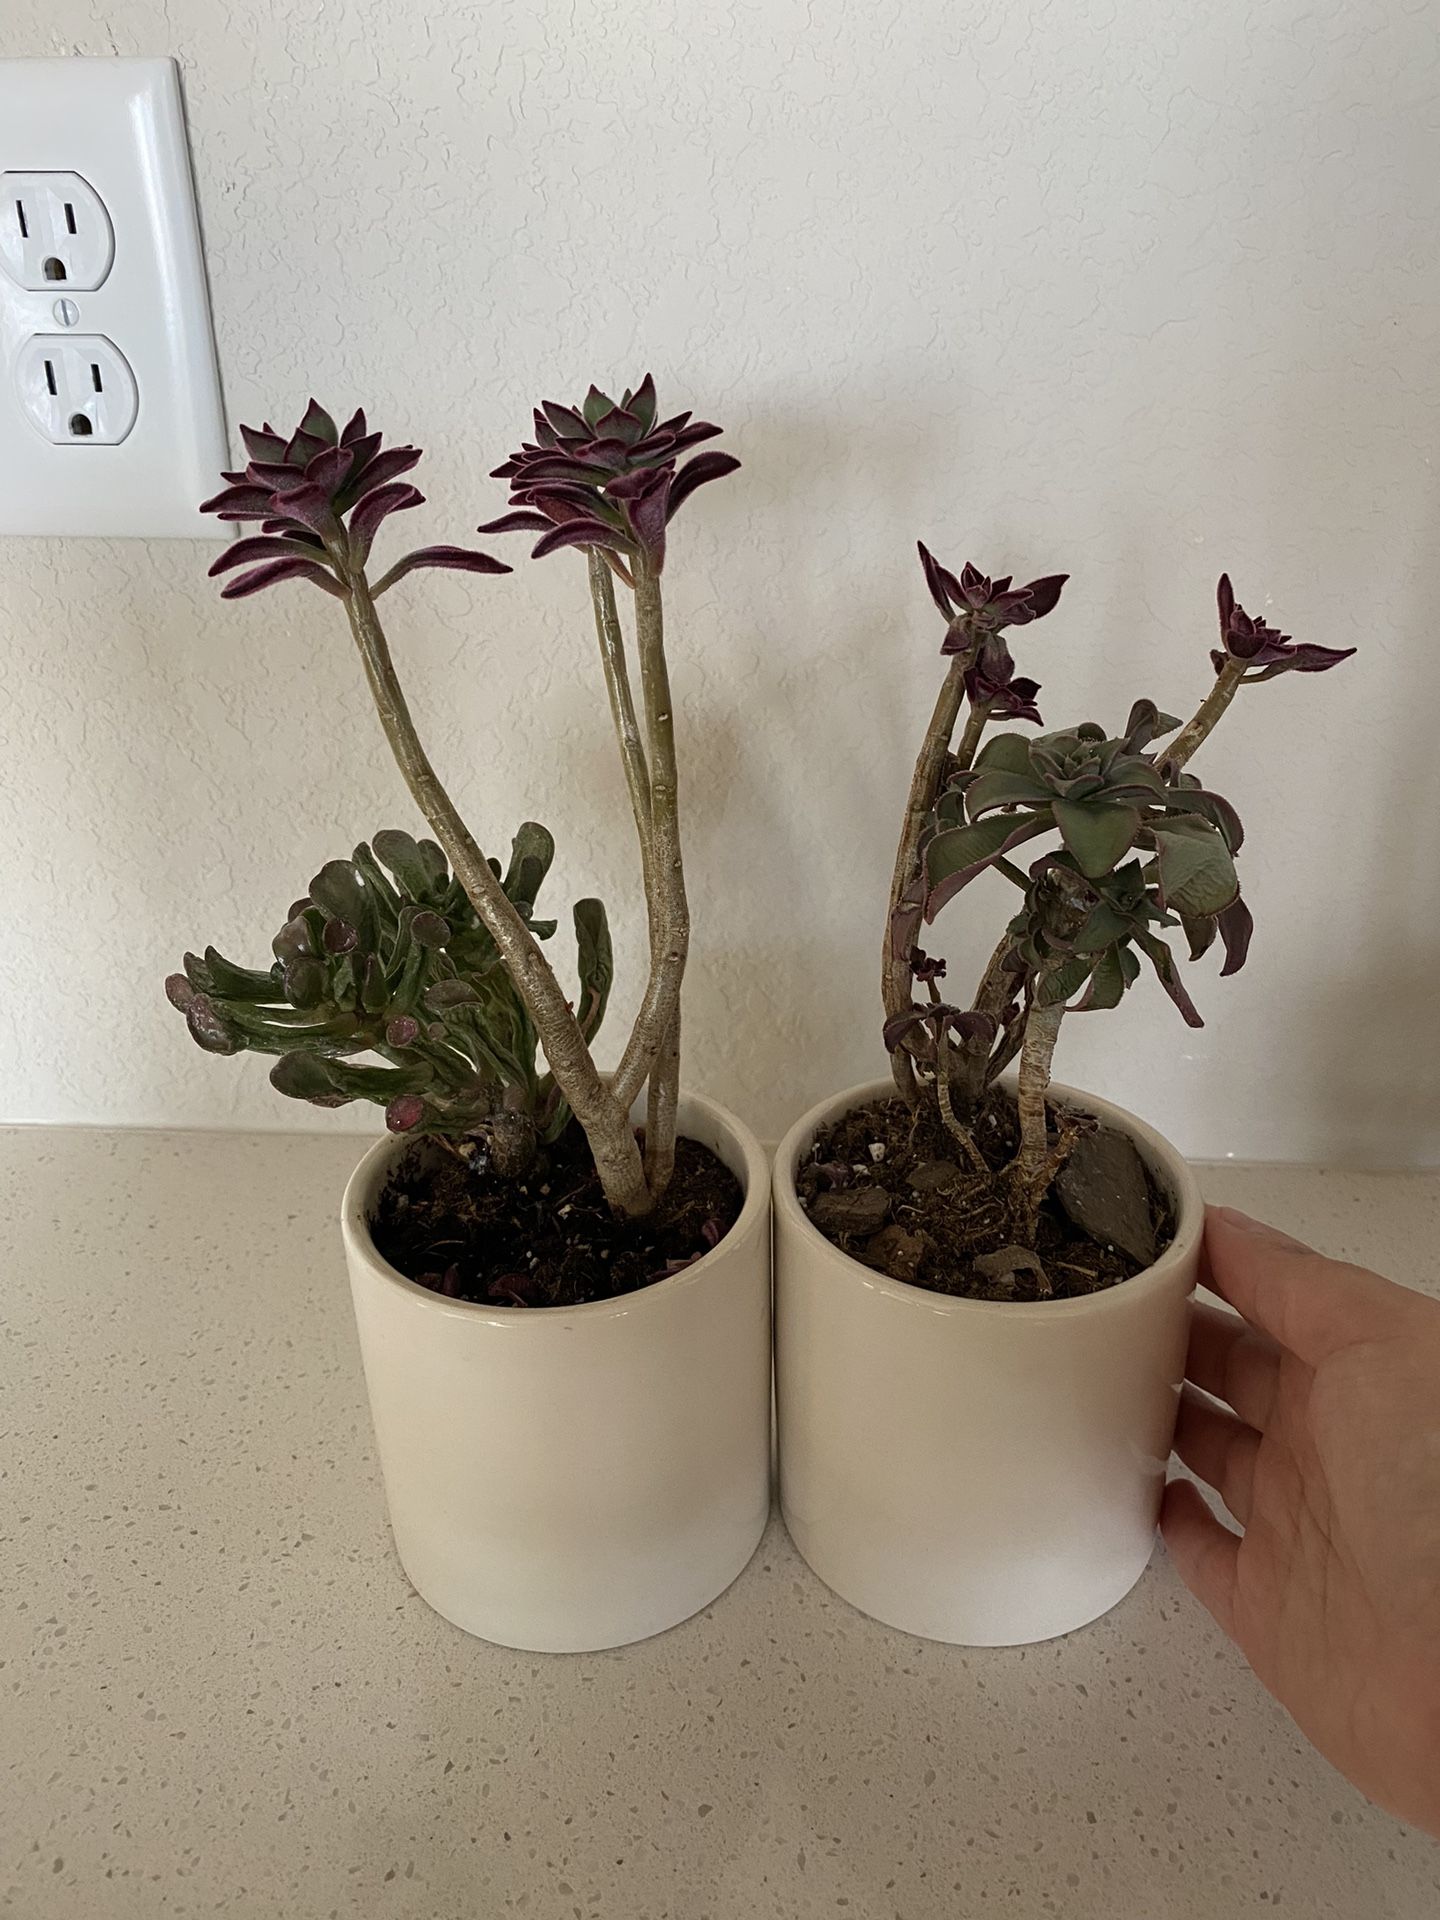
left=798, top=1086, right=1174, bottom=1302
left=370, top=1126, right=743, bottom=1309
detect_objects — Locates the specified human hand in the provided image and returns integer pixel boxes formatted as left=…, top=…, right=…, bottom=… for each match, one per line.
left=1161, top=1206, right=1440, bottom=1837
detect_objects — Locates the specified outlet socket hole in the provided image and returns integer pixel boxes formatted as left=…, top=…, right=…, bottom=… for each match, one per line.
left=90, top=363, right=103, bottom=392
left=63, top=202, right=77, bottom=235
left=69, top=413, right=93, bottom=437
left=43, top=360, right=57, bottom=397
left=42, top=256, right=66, bottom=282
left=15, top=199, right=28, bottom=240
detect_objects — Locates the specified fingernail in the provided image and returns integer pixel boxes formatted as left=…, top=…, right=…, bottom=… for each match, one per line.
left=1211, top=1205, right=1309, bottom=1253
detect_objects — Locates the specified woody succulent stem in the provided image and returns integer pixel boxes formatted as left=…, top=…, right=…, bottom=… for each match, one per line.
left=1012, top=996, right=1064, bottom=1192
left=883, top=655, right=969, bottom=1100
left=587, top=550, right=654, bottom=861
left=1162, top=657, right=1246, bottom=772
left=344, top=572, right=652, bottom=1217
left=608, top=553, right=688, bottom=1186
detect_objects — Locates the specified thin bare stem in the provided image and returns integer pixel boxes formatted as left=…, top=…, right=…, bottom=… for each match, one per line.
left=343, top=573, right=651, bottom=1217
left=587, top=550, right=653, bottom=855
left=952, top=700, right=989, bottom=773
left=609, top=555, right=688, bottom=1175
left=1162, top=658, right=1246, bottom=773
left=883, top=656, right=969, bottom=1100
left=935, top=1027, right=988, bottom=1174
left=944, top=929, right=1021, bottom=1114
left=644, top=1011, right=680, bottom=1189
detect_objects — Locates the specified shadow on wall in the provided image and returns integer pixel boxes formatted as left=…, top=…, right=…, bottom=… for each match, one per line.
left=1300, top=507, right=1440, bottom=1166
left=674, top=385, right=976, bottom=1139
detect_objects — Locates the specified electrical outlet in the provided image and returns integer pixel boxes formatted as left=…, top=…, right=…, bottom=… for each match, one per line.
left=1, top=172, right=115, bottom=291
left=17, top=334, right=138, bottom=445
left=0, top=57, right=228, bottom=538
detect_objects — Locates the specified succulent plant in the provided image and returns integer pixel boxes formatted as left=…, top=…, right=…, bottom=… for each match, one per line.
left=201, top=400, right=509, bottom=599
left=883, top=554, right=1353, bottom=1222
left=179, top=384, right=738, bottom=1217
left=482, top=374, right=740, bottom=574
left=167, top=826, right=611, bottom=1173
left=1211, top=573, right=1355, bottom=679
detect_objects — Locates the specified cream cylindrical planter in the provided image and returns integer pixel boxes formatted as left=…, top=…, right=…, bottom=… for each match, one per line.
left=342, top=1091, right=772, bottom=1653
left=774, top=1078, right=1203, bottom=1646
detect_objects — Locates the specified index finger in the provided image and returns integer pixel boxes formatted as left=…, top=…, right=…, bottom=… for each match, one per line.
left=1202, top=1207, right=1406, bottom=1365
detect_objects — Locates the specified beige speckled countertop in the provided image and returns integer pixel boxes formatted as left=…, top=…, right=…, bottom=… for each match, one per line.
left=3, top=1127, right=1438, bottom=1919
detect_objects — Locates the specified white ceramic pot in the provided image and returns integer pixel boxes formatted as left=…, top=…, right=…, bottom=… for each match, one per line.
left=342, top=1091, right=772, bottom=1652
left=774, top=1079, right=1203, bottom=1646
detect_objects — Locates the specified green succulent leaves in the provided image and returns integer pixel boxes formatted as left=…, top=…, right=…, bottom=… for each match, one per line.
left=922, top=704, right=1249, bottom=1029
left=167, top=824, right=612, bottom=1143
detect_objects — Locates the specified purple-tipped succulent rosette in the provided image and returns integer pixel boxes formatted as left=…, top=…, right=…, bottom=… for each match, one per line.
left=200, top=399, right=510, bottom=599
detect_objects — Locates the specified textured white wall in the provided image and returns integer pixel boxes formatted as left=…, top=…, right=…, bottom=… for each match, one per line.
left=1, top=0, right=1437, bottom=1164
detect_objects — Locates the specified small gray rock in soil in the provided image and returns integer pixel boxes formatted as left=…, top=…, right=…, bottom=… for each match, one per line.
left=974, top=1244, right=1053, bottom=1294
left=1054, top=1125, right=1158, bottom=1267
left=862, top=1225, right=928, bottom=1283
left=810, top=1186, right=891, bottom=1236
left=908, top=1159, right=963, bottom=1193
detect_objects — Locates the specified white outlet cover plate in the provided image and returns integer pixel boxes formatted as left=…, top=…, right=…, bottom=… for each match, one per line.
left=0, top=57, right=230, bottom=539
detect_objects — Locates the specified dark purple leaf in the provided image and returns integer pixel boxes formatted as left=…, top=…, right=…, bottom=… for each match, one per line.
left=247, top=460, right=316, bottom=497
left=240, top=424, right=288, bottom=464
left=882, top=1008, right=931, bottom=1053
left=259, top=520, right=325, bottom=545
left=372, top=545, right=513, bottom=593
left=1216, top=573, right=1235, bottom=631
left=592, top=404, right=645, bottom=445
left=348, top=482, right=424, bottom=559
left=476, top=509, right=553, bottom=535
left=304, top=444, right=355, bottom=495
left=541, top=401, right=590, bottom=438
left=283, top=427, right=330, bottom=468
left=219, top=557, right=346, bottom=599
left=582, top=385, right=618, bottom=425
left=1136, top=931, right=1205, bottom=1028
left=1217, top=894, right=1254, bottom=975
left=624, top=470, right=672, bottom=561
left=274, top=483, right=340, bottom=541
left=662, top=421, right=723, bottom=454
left=209, top=535, right=333, bottom=578
left=338, top=444, right=422, bottom=507
left=1249, top=643, right=1357, bottom=678
left=531, top=520, right=635, bottom=560
left=627, top=372, right=657, bottom=431
left=340, top=407, right=368, bottom=446
left=333, top=430, right=382, bottom=485
left=516, top=455, right=623, bottom=486
left=666, top=450, right=740, bottom=517
left=199, top=484, right=274, bottom=520
left=1022, top=573, right=1068, bottom=619
left=299, top=399, right=338, bottom=446
left=526, top=483, right=625, bottom=519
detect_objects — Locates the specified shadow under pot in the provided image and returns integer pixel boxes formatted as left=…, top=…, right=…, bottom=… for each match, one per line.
left=342, top=1089, right=773, bottom=1653
left=773, top=1078, right=1203, bottom=1646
